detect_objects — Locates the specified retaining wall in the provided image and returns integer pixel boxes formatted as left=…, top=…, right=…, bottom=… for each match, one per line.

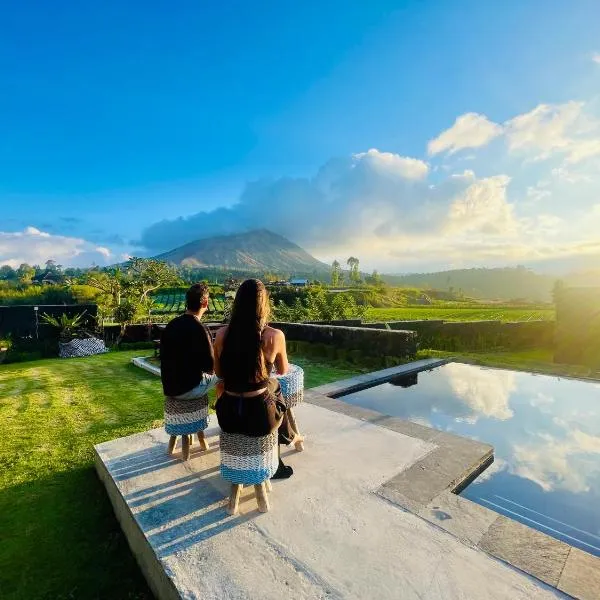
left=270, top=322, right=418, bottom=360
left=361, top=319, right=554, bottom=352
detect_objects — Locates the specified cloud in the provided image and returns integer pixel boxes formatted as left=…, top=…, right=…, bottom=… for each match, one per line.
left=0, top=227, right=114, bottom=268
left=353, top=148, right=429, bottom=179
left=137, top=95, right=600, bottom=271
left=505, top=101, right=600, bottom=164
left=512, top=427, right=600, bottom=493
left=592, top=52, right=600, bottom=65
left=140, top=148, right=518, bottom=260
left=427, top=112, right=503, bottom=156
left=444, top=362, right=515, bottom=422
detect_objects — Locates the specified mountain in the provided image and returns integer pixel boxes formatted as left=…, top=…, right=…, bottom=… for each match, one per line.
left=155, top=229, right=329, bottom=275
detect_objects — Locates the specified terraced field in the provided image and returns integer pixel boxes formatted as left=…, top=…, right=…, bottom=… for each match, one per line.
left=365, top=306, right=555, bottom=322
left=152, top=291, right=225, bottom=315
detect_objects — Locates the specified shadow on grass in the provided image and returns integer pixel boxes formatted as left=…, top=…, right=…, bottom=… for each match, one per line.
left=0, top=467, right=152, bottom=600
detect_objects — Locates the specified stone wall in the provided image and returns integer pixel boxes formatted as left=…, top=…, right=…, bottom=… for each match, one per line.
left=270, top=322, right=418, bottom=361
left=554, top=287, right=600, bottom=368
left=360, top=319, right=554, bottom=352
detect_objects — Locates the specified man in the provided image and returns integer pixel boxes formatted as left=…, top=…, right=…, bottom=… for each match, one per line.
left=160, top=282, right=218, bottom=459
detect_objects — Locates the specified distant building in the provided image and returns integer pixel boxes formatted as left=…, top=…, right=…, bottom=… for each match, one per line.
left=289, top=278, right=309, bottom=287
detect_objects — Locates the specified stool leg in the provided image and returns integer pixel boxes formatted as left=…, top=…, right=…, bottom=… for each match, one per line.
left=167, top=435, right=177, bottom=455
left=182, top=435, right=191, bottom=461
left=287, top=408, right=304, bottom=452
left=255, top=482, right=270, bottom=513
left=197, top=430, right=209, bottom=451
left=265, top=479, right=272, bottom=493
left=227, top=484, right=242, bottom=515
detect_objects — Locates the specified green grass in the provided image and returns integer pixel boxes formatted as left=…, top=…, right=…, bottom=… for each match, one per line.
left=365, top=306, right=555, bottom=322
left=0, top=350, right=362, bottom=600
left=418, top=348, right=599, bottom=380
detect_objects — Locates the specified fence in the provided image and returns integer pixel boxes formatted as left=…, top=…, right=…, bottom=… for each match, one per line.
left=0, top=304, right=98, bottom=340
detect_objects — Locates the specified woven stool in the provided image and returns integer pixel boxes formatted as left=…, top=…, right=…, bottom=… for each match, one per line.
left=220, top=431, right=278, bottom=514
left=164, top=394, right=210, bottom=461
left=276, top=364, right=305, bottom=451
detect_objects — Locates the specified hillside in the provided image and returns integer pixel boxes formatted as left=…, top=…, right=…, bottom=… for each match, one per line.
left=382, top=267, right=558, bottom=302
left=155, top=229, right=329, bottom=275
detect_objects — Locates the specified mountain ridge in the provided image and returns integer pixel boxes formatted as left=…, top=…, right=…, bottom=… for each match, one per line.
left=155, top=229, right=329, bottom=275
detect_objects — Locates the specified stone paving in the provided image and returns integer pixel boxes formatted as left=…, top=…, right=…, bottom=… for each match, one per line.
left=96, top=399, right=568, bottom=600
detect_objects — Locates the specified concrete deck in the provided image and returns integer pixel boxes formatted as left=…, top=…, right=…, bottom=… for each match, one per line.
left=95, top=401, right=565, bottom=599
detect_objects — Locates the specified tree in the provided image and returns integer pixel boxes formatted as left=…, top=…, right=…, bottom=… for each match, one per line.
left=331, top=260, right=341, bottom=287
left=16, top=263, right=35, bottom=285
left=0, top=265, right=16, bottom=280
left=346, top=257, right=360, bottom=284
left=80, top=258, right=180, bottom=339
left=365, top=270, right=382, bottom=286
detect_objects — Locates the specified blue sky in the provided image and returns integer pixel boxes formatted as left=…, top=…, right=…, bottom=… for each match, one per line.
left=1, top=0, right=600, bottom=271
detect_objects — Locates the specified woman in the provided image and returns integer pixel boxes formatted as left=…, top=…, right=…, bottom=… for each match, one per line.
left=214, top=279, right=302, bottom=479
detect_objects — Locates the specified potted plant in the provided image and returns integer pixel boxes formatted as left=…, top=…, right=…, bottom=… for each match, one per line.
left=41, top=311, right=108, bottom=358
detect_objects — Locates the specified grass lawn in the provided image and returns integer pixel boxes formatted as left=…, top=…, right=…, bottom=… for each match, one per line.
left=0, top=350, right=363, bottom=600
left=419, top=348, right=600, bottom=381
left=365, top=306, right=555, bottom=322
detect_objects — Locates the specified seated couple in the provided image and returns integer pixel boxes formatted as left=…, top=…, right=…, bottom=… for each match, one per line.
left=160, top=280, right=302, bottom=478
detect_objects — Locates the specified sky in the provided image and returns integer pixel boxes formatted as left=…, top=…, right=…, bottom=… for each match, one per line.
left=1, top=0, right=600, bottom=273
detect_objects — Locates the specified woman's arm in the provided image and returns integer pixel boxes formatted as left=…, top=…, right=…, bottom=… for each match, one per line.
left=273, top=329, right=289, bottom=376
left=213, top=326, right=227, bottom=378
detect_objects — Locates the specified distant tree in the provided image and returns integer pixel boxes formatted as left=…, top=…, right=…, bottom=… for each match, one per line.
left=0, top=265, right=16, bottom=280
left=16, top=263, right=35, bottom=284
left=347, top=257, right=360, bottom=284
left=331, top=260, right=341, bottom=286
left=365, top=269, right=382, bottom=286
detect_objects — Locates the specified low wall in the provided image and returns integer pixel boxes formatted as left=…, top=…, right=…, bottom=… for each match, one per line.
left=361, top=319, right=554, bottom=352
left=0, top=304, right=98, bottom=339
left=270, top=322, right=417, bottom=362
left=555, top=287, right=600, bottom=368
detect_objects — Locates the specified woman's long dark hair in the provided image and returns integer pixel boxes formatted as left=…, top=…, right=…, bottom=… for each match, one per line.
left=220, top=279, right=271, bottom=384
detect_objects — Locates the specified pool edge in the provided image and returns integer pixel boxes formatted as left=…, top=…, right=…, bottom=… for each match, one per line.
left=306, top=361, right=600, bottom=600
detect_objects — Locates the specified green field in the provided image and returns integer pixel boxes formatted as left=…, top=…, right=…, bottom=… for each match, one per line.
left=152, top=291, right=225, bottom=315
left=0, top=350, right=362, bottom=600
left=364, top=306, right=555, bottom=322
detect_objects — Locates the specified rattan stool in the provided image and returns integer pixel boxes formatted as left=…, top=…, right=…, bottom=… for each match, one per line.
left=276, top=364, right=305, bottom=451
left=220, top=430, right=278, bottom=514
left=164, top=393, right=210, bottom=461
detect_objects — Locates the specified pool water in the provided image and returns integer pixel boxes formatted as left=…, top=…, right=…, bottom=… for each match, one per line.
left=340, top=362, right=600, bottom=556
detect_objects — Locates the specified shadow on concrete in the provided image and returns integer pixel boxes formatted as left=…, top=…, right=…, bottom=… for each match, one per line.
left=107, top=445, right=220, bottom=482
left=130, top=469, right=254, bottom=558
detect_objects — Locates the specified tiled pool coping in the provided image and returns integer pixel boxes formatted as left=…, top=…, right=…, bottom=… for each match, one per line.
left=310, top=359, right=600, bottom=600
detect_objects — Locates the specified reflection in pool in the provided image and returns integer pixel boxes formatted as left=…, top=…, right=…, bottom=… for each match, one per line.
left=340, top=363, right=600, bottom=556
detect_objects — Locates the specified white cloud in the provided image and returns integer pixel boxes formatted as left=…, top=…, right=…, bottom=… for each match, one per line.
left=353, top=148, right=429, bottom=179
left=445, top=175, right=517, bottom=236
left=512, top=428, right=600, bottom=493
left=428, top=112, right=503, bottom=156
left=444, top=362, right=515, bottom=422
left=592, top=52, right=600, bottom=65
left=0, top=227, right=113, bottom=268
left=505, top=101, right=600, bottom=164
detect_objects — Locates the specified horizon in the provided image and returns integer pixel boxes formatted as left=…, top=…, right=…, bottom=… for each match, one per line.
left=1, top=1, right=600, bottom=273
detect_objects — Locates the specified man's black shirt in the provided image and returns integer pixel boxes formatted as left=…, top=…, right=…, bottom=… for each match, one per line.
left=160, top=314, right=214, bottom=397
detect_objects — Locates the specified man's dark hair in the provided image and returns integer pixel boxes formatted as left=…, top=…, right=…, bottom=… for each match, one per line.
left=186, top=282, right=209, bottom=312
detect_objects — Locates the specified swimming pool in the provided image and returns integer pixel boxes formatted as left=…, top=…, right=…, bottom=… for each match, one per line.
left=340, top=362, right=600, bottom=556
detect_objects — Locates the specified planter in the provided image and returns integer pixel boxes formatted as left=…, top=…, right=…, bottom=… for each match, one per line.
left=59, top=337, right=108, bottom=359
